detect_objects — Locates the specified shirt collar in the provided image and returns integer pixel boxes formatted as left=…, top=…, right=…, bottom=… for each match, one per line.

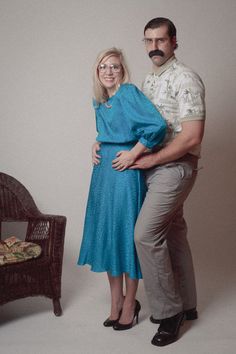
left=152, top=55, right=176, bottom=76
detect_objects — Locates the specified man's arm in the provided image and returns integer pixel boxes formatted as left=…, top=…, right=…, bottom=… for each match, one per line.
left=130, top=120, right=205, bottom=169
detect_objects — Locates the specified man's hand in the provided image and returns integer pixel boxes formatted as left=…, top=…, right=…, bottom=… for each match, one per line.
left=129, top=153, right=158, bottom=170
left=112, top=150, right=136, bottom=171
left=92, top=142, right=101, bottom=165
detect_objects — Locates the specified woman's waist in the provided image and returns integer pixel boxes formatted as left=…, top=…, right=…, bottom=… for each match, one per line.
left=98, top=142, right=136, bottom=158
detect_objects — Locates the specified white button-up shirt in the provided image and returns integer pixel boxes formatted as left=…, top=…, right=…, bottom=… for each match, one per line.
left=142, top=56, right=206, bottom=156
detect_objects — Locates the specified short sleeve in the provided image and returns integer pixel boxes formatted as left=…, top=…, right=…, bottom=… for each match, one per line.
left=120, top=84, right=167, bottom=149
left=177, top=72, right=206, bottom=122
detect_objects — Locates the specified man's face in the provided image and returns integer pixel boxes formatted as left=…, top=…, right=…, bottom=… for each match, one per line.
left=144, top=25, right=176, bottom=67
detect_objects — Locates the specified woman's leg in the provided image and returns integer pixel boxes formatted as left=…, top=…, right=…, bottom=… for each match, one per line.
left=119, top=274, right=139, bottom=324
left=107, top=273, right=124, bottom=320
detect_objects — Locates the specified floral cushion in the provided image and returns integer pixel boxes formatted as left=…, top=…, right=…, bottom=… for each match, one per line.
left=0, top=236, right=42, bottom=266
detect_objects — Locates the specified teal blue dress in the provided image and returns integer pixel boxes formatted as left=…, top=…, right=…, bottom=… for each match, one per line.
left=78, top=83, right=166, bottom=279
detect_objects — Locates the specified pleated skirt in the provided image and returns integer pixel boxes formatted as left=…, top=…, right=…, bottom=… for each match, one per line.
left=78, top=142, right=146, bottom=279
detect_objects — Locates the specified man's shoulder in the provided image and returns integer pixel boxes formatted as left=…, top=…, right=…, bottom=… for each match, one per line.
left=172, top=59, right=192, bottom=72
left=144, top=59, right=202, bottom=80
left=172, top=59, right=204, bottom=84
left=143, top=58, right=204, bottom=94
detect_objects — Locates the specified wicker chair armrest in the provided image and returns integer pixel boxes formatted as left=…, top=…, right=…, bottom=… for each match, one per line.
left=26, top=215, right=66, bottom=260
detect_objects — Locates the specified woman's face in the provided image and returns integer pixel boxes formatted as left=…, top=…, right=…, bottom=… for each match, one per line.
left=98, top=55, right=123, bottom=97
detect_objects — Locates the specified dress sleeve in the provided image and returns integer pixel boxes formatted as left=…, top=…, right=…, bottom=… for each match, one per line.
left=120, top=84, right=167, bottom=149
left=92, top=99, right=99, bottom=135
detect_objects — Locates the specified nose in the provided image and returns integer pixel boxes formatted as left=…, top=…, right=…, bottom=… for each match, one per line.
left=151, top=39, right=159, bottom=50
left=106, top=67, right=113, bottom=74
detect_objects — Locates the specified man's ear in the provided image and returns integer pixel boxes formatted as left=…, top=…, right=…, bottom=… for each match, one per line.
left=172, top=36, right=177, bottom=49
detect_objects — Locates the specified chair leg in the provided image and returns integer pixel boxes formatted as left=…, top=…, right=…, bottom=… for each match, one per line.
left=53, top=298, right=62, bottom=316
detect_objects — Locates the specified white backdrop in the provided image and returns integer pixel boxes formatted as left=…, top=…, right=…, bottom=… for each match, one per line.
left=0, top=0, right=236, bottom=295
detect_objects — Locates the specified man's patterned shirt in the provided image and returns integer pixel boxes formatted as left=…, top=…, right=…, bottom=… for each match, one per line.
left=142, top=56, right=205, bottom=156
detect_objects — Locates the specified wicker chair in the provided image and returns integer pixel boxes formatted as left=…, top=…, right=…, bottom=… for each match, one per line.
left=0, top=172, right=66, bottom=316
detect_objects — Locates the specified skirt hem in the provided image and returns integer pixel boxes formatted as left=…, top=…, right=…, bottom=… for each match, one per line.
left=77, top=262, right=142, bottom=280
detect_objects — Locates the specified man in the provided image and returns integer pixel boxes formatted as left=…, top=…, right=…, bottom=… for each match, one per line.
left=132, top=17, right=205, bottom=346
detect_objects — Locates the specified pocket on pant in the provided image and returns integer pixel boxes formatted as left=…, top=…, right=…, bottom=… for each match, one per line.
left=175, top=163, right=195, bottom=180
left=159, top=163, right=187, bottom=189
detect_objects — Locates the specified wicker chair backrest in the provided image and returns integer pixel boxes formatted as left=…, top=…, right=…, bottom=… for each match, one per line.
left=0, top=172, right=41, bottom=221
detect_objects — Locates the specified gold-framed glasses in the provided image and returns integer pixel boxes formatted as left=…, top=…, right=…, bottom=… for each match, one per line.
left=98, top=63, right=121, bottom=73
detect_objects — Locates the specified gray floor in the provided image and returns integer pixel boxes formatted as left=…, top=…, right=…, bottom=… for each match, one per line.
left=0, top=255, right=235, bottom=354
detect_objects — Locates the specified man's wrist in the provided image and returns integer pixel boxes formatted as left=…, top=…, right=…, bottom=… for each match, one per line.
left=152, top=151, right=160, bottom=166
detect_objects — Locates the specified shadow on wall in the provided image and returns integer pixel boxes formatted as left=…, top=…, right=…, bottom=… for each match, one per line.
left=185, top=119, right=236, bottom=314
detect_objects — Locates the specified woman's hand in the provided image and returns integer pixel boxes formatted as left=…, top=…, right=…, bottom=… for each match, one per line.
left=112, top=150, right=136, bottom=171
left=92, top=142, right=101, bottom=165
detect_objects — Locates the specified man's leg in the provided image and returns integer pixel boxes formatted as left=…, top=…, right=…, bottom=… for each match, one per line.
left=135, top=159, right=197, bottom=320
left=167, top=206, right=197, bottom=312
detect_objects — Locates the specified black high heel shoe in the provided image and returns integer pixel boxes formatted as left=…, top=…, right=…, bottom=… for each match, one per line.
left=113, top=300, right=141, bottom=331
left=103, top=309, right=122, bottom=327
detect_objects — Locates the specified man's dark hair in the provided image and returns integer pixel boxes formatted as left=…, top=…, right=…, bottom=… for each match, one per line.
left=144, top=17, right=176, bottom=37
left=144, top=17, right=178, bottom=49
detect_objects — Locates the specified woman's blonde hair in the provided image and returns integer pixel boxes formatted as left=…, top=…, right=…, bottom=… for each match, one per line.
left=93, top=47, right=130, bottom=104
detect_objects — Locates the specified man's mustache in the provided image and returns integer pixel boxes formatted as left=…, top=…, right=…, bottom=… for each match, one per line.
left=149, top=49, right=164, bottom=58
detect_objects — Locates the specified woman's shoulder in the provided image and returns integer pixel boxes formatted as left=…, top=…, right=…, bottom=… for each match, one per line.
left=92, top=98, right=101, bottom=109
left=120, top=83, right=139, bottom=92
left=118, top=83, right=143, bottom=98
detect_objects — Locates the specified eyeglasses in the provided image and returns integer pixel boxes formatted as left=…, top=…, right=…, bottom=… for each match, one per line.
left=142, top=38, right=167, bottom=45
left=98, top=63, right=121, bottom=73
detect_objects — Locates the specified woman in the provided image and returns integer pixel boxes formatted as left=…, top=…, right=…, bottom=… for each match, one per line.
left=78, top=48, right=166, bottom=330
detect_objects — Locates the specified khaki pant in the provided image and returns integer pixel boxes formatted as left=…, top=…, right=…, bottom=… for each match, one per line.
left=135, top=154, right=198, bottom=319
